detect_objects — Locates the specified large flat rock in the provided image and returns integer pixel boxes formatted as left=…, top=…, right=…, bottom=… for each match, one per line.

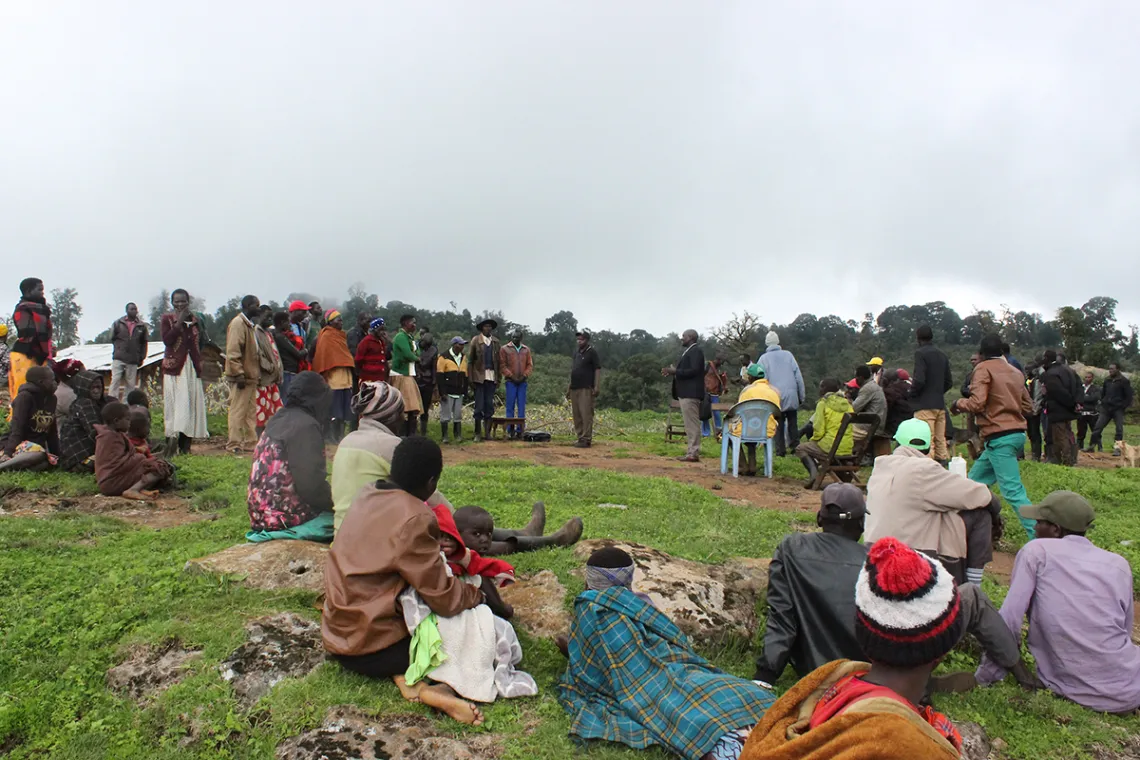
left=276, top=707, right=500, bottom=759
left=220, top=612, right=326, bottom=706
left=185, top=540, right=329, bottom=592
left=574, top=540, right=770, bottom=644
left=498, top=570, right=569, bottom=639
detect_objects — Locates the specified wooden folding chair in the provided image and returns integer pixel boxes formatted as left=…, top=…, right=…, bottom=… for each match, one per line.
left=810, top=412, right=880, bottom=491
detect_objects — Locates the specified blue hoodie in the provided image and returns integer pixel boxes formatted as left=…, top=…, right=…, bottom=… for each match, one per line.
left=758, top=344, right=805, bottom=411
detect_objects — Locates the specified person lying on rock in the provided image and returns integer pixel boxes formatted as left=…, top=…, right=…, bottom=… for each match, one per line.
left=558, top=546, right=774, bottom=760
left=245, top=371, right=335, bottom=543
left=0, top=365, right=60, bottom=472
left=331, top=380, right=584, bottom=552
left=739, top=538, right=967, bottom=760
left=323, top=436, right=525, bottom=725
left=756, top=483, right=1038, bottom=697
left=94, top=402, right=176, bottom=501
left=434, top=504, right=515, bottom=619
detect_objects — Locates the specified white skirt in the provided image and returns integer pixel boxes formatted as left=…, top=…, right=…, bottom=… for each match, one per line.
left=163, top=361, right=209, bottom=438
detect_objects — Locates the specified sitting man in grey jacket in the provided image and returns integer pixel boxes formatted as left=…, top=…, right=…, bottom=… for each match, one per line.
left=850, top=364, right=887, bottom=444
left=755, top=482, right=1040, bottom=696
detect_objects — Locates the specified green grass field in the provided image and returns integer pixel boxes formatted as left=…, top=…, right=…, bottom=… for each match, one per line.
left=0, top=412, right=1137, bottom=758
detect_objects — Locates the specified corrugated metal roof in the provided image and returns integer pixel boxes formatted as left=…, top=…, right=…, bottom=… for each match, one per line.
left=55, top=342, right=167, bottom=372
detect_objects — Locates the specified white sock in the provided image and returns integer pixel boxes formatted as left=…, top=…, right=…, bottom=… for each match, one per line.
left=966, top=568, right=984, bottom=585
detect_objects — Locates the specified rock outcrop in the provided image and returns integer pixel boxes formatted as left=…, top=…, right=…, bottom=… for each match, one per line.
left=185, top=541, right=329, bottom=592
left=276, top=707, right=500, bottom=759
left=220, top=613, right=326, bottom=706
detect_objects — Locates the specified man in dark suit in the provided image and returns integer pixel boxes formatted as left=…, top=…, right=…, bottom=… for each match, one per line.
left=663, top=329, right=706, bottom=462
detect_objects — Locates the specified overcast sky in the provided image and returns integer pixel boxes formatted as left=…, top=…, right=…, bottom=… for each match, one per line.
left=3, top=1, right=1139, bottom=342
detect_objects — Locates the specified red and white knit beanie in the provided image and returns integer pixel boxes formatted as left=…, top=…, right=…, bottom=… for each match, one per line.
left=855, top=537, right=963, bottom=667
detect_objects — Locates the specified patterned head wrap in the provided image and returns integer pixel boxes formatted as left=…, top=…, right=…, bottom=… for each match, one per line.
left=351, top=381, right=404, bottom=425
left=325, top=309, right=341, bottom=323
left=585, top=563, right=635, bottom=591
left=369, top=317, right=385, bottom=331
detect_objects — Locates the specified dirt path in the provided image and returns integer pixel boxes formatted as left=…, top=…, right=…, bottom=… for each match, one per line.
left=0, top=490, right=219, bottom=530
left=443, top=439, right=822, bottom=513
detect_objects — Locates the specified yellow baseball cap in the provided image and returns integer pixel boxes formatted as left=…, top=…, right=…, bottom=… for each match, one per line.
left=867, top=357, right=883, bottom=367
left=0, top=323, right=7, bottom=337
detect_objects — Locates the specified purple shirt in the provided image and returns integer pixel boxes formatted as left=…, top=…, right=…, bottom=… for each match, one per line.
left=976, top=535, right=1140, bottom=713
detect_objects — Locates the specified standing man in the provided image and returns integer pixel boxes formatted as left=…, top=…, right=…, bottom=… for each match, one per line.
left=569, top=331, right=601, bottom=449
left=952, top=334, right=1035, bottom=538
left=866, top=356, right=884, bottom=385
left=909, top=325, right=953, bottom=464
left=8, top=278, right=53, bottom=415
left=109, top=302, right=149, bottom=401
left=466, top=318, right=501, bottom=442
left=701, top=356, right=728, bottom=438
left=1089, top=363, right=1134, bottom=456
left=850, top=365, right=887, bottom=444
left=499, top=328, right=533, bottom=439
left=662, top=329, right=705, bottom=463
left=306, top=301, right=323, bottom=359
left=1076, top=371, right=1102, bottom=453
left=346, top=312, right=370, bottom=356
left=1041, top=350, right=1078, bottom=466
left=758, top=331, right=805, bottom=457
left=415, top=332, right=439, bottom=437
left=224, top=295, right=262, bottom=453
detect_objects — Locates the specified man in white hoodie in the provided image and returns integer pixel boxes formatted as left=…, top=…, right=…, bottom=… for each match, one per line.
left=757, top=331, right=805, bottom=457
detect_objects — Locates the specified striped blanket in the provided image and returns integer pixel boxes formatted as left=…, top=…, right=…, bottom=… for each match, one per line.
left=558, top=587, right=774, bottom=759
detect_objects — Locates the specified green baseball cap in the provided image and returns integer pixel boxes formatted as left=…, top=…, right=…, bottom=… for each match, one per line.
left=1021, top=491, right=1095, bottom=533
left=746, top=363, right=766, bottom=379
left=893, top=418, right=931, bottom=450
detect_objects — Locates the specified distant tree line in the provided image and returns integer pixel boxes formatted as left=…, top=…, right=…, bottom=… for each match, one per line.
left=52, top=286, right=1137, bottom=412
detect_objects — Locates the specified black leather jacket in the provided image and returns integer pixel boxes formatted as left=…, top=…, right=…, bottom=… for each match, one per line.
left=755, top=531, right=867, bottom=683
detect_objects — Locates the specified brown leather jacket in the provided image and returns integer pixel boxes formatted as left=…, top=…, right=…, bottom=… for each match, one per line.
left=322, top=483, right=482, bottom=656
left=499, top=342, right=533, bottom=382
left=955, top=358, right=1033, bottom=439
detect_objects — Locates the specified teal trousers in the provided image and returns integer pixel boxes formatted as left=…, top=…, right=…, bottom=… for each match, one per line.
left=968, top=432, right=1034, bottom=539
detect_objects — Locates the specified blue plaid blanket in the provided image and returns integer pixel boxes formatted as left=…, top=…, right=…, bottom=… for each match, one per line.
left=558, top=588, right=774, bottom=759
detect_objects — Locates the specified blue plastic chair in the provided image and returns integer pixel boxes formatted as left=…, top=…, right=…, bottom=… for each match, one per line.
left=720, top=399, right=779, bottom=478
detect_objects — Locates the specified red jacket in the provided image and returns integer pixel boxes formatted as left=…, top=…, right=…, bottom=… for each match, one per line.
left=431, top=504, right=515, bottom=586
left=354, top=334, right=390, bottom=383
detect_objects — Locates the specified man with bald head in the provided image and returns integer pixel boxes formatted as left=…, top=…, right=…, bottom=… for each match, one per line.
left=663, top=329, right=706, bottom=462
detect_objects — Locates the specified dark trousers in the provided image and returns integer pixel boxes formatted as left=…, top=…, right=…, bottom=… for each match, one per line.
left=1026, top=414, right=1042, bottom=459
left=1076, top=415, right=1097, bottom=448
left=473, top=381, right=495, bottom=423
left=775, top=409, right=799, bottom=456
left=333, top=636, right=412, bottom=679
left=1090, top=408, right=1127, bottom=448
left=1048, top=421, right=1075, bottom=466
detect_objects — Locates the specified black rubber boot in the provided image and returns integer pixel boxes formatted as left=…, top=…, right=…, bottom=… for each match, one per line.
left=522, top=502, right=546, bottom=536
left=453, top=422, right=462, bottom=443
left=474, top=421, right=483, bottom=442
left=506, top=518, right=584, bottom=552
left=440, top=422, right=449, bottom=444
left=419, top=415, right=428, bottom=436
left=800, top=456, right=820, bottom=489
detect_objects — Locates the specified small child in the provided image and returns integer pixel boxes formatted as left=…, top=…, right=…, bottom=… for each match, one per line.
left=94, top=402, right=175, bottom=501
left=125, top=390, right=154, bottom=456
left=0, top=365, right=59, bottom=472
left=432, top=504, right=515, bottom=619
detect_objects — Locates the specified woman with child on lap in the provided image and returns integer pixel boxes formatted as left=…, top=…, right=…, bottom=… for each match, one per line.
left=93, top=402, right=175, bottom=500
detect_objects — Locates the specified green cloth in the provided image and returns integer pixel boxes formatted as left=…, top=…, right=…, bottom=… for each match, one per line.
left=245, top=510, right=335, bottom=543
left=390, top=329, right=420, bottom=376
left=969, top=432, right=1034, bottom=539
left=811, top=392, right=854, bottom=456
left=405, top=613, right=445, bottom=685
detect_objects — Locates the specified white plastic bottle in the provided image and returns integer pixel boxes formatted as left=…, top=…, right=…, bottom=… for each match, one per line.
left=948, top=456, right=968, bottom=478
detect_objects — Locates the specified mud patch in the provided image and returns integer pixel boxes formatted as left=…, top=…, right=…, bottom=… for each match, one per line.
left=220, top=613, right=326, bottom=706
left=106, top=640, right=203, bottom=702
left=185, top=540, right=329, bottom=592
left=276, top=707, right=501, bottom=760
left=498, top=570, right=569, bottom=639
left=573, top=540, right=769, bottom=644
left=0, top=490, right=218, bottom=530
left=444, top=440, right=819, bottom=513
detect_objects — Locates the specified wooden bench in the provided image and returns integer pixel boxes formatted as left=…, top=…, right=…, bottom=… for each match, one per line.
left=487, top=417, right=526, bottom=440
left=665, top=399, right=734, bottom=442
left=809, top=412, right=880, bottom=490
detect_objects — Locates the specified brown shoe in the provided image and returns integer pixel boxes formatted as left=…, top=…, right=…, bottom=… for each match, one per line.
left=676, top=455, right=699, bottom=462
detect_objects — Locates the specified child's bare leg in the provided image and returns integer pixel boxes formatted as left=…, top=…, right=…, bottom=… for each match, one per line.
left=0, top=451, right=49, bottom=473
left=417, top=683, right=484, bottom=726
left=480, top=582, right=514, bottom=620
left=391, top=675, right=422, bottom=702
left=122, top=472, right=164, bottom=501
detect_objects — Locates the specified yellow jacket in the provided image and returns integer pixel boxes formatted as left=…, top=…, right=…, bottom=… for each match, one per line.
left=730, top=380, right=781, bottom=437
left=811, top=393, right=854, bottom=456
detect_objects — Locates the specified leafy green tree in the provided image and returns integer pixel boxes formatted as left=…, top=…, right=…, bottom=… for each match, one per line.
left=50, top=287, right=83, bottom=349
left=1054, top=306, right=1088, bottom=361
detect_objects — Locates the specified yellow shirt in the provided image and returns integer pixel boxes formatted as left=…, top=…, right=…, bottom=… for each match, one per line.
left=730, top=380, right=781, bottom=437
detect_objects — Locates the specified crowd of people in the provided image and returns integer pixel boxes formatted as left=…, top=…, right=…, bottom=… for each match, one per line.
left=3, top=278, right=1139, bottom=759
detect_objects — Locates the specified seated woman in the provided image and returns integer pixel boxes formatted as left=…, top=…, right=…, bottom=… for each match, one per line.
left=58, top=370, right=107, bottom=472
left=331, top=380, right=583, bottom=554
left=246, top=371, right=335, bottom=543
left=323, top=436, right=489, bottom=725
left=559, top=545, right=775, bottom=760
left=0, top=366, right=60, bottom=472
left=94, top=402, right=175, bottom=500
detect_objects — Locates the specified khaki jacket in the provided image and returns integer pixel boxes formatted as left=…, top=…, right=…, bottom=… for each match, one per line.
left=955, top=358, right=1033, bottom=439
left=322, top=483, right=482, bottom=656
left=224, top=314, right=260, bottom=381
left=865, top=447, right=993, bottom=560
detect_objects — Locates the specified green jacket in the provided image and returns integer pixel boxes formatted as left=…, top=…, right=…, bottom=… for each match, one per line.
left=811, top=392, right=854, bottom=456
left=390, top=329, right=420, bottom=376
